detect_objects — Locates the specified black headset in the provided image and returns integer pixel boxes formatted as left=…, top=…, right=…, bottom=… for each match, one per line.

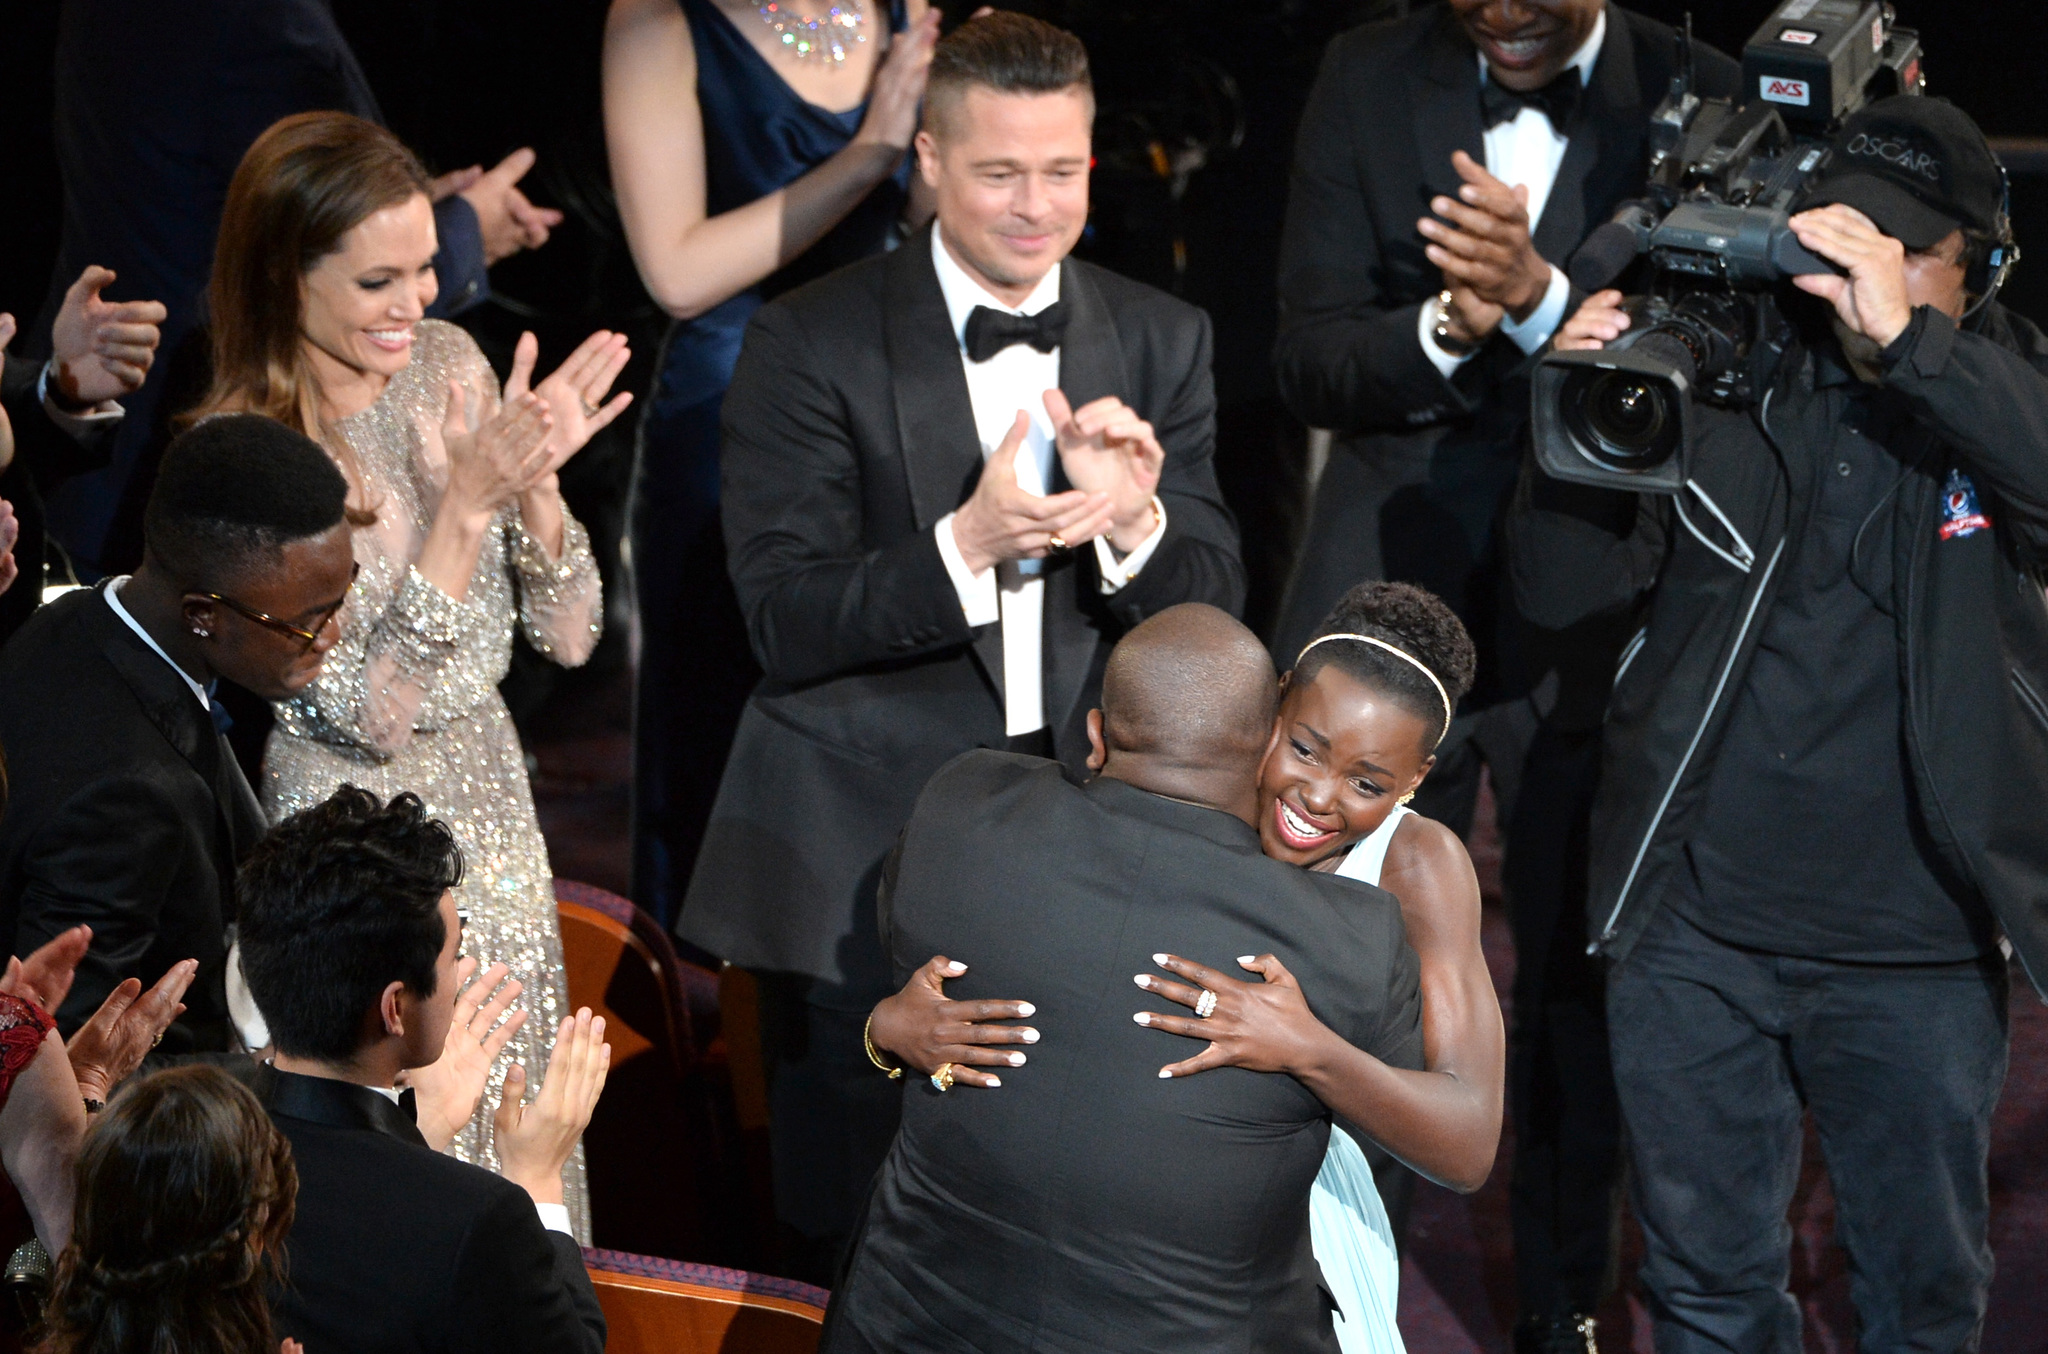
left=1962, top=157, right=2021, bottom=323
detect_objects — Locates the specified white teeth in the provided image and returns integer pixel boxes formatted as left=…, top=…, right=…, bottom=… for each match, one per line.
left=1279, top=801, right=1328, bottom=841
left=1494, top=37, right=1543, bottom=59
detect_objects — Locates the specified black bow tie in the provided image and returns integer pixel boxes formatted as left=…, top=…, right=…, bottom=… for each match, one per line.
left=964, top=302, right=1069, bottom=363
left=1480, top=66, right=1584, bottom=131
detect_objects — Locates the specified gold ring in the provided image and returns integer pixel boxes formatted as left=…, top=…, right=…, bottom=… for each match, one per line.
left=151, top=1031, right=164, bottom=1048
left=931, top=1063, right=955, bottom=1093
left=1195, top=989, right=1218, bottom=1019
left=1048, top=532, right=1067, bottom=551
left=579, top=398, right=600, bottom=419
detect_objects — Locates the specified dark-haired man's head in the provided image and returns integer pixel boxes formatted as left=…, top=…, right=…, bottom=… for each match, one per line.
left=237, top=786, right=463, bottom=1083
left=132, top=413, right=354, bottom=700
left=916, top=11, right=1092, bottom=307
left=1085, top=604, right=1277, bottom=824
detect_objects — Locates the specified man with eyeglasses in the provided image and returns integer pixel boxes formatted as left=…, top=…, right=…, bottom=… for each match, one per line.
left=0, top=414, right=355, bottom=1052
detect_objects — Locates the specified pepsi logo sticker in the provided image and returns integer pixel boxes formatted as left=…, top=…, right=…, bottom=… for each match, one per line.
left=1939, top=468, right=1992, bottom=540
left=1761, top=76, right=1811, bottom=106
left=1779, top=28, right=1818, bottom=45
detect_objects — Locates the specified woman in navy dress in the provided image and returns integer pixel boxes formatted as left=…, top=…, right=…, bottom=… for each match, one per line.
left=603, top=0, right=937, bottom=925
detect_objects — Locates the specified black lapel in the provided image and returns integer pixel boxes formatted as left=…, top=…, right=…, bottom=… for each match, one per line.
left=1533, top=4, right=1646, bottom=262
left=885, top=226, right=1007, bottom=700
left=261, top=1065, right=429, bottom=1147
left=1041, top=262, right=1127, bottom=736
left=1416, top=12, right=1488, bottom=215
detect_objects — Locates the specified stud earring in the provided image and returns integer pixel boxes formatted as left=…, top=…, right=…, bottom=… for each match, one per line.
left=192, top=628, right=210, bottom=639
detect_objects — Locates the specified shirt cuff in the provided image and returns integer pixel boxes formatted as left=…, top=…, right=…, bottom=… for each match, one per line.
left=934, top=513, right=999, bottom=627
left=36, top=362, right=123, bottom=432
left=1417, top=301, right=1478, bottom=379
left=1500, top=265, right=1570, bottom=355
left=1094, top=497, right=1168, bottom=593
left=534, top=1201, right=573, bottom=1237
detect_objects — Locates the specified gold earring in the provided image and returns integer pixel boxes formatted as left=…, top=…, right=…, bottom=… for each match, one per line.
left=1399, top=791, right=1416, bottom=805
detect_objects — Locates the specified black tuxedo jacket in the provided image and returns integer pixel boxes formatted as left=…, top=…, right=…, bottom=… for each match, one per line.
left=1268, top=3, right=1740, bottom=671
left=826, top=752, right=1423, bottom=1353
left=680, top=228, right=1246, bottom=994
left=0, top=358, right=117, bottom=647
left=0, top=585, right=262, bottom=1049
left=252, top=1066, right=605, bottom=1354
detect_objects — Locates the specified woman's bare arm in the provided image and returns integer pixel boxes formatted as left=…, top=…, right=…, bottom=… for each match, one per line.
left=602, top=0, right=937, bottom=321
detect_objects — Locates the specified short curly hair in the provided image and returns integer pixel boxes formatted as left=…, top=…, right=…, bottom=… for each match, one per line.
left=1292, top=582, right=1477, bottom=749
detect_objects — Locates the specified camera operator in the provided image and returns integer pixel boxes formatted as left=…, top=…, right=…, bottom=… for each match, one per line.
left=1511, top=96, right=2047, bottom=1351
left=1272, top=5, right=1736, bottom=1348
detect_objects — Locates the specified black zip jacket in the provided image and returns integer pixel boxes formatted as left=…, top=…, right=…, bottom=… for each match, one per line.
left=1507, top=302, right=2048, bottom=995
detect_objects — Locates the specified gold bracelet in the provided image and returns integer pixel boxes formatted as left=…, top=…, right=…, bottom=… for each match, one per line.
left=864, top=1015, right=904, bottom=1080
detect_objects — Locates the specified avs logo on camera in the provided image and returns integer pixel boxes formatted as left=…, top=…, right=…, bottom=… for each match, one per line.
left=1939, top=468, right=1992, bottom=540
left=1760, top=76, right=1810, bottom=106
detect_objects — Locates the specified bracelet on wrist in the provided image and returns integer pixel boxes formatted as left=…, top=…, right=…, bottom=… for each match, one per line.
left=864, top=1015, right=904, bottom=1080
left=1433, top=289, right=1481, bottom=357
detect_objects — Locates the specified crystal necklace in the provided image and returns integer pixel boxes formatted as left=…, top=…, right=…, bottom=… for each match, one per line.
left=754, top=0, right=868, bottom=65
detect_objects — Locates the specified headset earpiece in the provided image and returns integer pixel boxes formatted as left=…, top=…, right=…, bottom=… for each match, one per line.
left=1963, top=158, right=2020, bottom=324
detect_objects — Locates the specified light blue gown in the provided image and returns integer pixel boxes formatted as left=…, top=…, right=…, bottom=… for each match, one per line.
left=1310, top=803, right=1415, bottom=1354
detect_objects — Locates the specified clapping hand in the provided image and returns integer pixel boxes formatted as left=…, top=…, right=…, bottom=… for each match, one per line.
left=1044, top=389, right=1164, bottom=554
left=1418, top=151, right=1553, bottom=327
left=48, top=266, right=166, bottom=407
left=439, top=379, right=553, bottom=521
left=949, top=412, right=1114, bottom=575
left=400, top=958, right=527, bottom=1150
left=868, top=956, right=1038, bottom=1089
left=1134, top=953, right=1331, bottom=1080
left=0, top=925, right=95, bottom=1014
left=67, top=960, right=198, bottom=1104
left=0, top=498, right=17, bottom=598
left=493, top=1009, right=610, bottom=1206
left=501, top=330, right=633, bottom=488
left=855, top=7, right=941, bottom=153
left=455, top=148, right=565, bottom=267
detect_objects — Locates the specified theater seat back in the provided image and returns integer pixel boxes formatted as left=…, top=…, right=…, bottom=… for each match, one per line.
left=585, top=1250, right=825, bottom=1354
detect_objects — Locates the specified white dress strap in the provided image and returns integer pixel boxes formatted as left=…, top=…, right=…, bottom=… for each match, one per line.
left=1333, top=803, right=1416, bottom=889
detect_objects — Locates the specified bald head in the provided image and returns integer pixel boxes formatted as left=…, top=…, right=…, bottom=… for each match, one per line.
left=1099, top=606, right=1278, bottom=784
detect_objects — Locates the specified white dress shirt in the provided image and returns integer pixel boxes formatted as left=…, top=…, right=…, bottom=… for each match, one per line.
left=35, top=361, right=124, bottom=436
left=1420, top=9, right=1606, bottom=377
left=928, top=227, right=1167, bottom=737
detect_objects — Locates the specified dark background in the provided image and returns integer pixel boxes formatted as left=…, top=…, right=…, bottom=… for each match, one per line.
left=2, top=0, right=2043, bottom=648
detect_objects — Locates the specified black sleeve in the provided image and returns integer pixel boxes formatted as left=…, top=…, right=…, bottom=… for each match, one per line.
left=722, top=307, right=981, bottom=686
left=1, top=360, right=117, bottom=482
left=1504, top=450, right=1670, bottom=631
left=1362, top=900, right=1425, bottom=1075
left=1881, top=305, right=2048, bottom=557
left=1098, top=307, right=1247, bottom=622
left=14, top=777, right=189, bottom=1033
left=427, top=197, right=491, bottom=319
left=454, top=1188, right=605, bottom=1354
left=1272, top=39, right=1473, bottom=434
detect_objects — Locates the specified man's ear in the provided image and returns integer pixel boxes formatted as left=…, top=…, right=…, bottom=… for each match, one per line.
left=1085, top=707, right=1107, bottom=772
left=914, top=129, right=941, bottom=189
left=180, top=596, right=220, bottom=641
left=378, top=980, right=409, bottom=1040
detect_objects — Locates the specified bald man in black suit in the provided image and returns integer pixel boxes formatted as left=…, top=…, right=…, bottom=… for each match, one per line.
left=824, top=605, right=1422, bottom=1354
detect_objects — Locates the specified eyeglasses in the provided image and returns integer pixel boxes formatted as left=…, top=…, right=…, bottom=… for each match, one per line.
left=198, top=561, right=361, bottom=653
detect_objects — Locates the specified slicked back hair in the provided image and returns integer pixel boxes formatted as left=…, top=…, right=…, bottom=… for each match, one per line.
left=236, top=786, right=461, bottom=1063
left=142, top=414, right=349, bottom=595
left=924, top=11, right=1093, bottom=140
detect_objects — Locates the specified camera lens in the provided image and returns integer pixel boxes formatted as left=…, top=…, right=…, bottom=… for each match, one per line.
left=1586, top=373, right=1670, bottom=451
left=1558, top=334, right=1692, bottom=475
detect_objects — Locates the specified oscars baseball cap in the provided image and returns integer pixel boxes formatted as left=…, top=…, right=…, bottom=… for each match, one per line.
left=1796, top=96, right=2003, bottom=250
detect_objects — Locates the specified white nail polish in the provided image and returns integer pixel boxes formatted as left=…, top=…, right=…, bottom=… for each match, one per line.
left=1021, top=1029, right=1040, bottom=1043
left=1158, top=1069, right=1173, bottom=1079
left=1152, top=953, right=1169, bottom=965
left=1133, top=974, right=1151, bottom=988
left=1133, top=1012, right=1150, bottom=1024
left=1017, top=1003, right=1035, bottom=1016
left=946, top=961, right=967, bottom=973
left=986, top=1075, right=1001, bottom=1088
left=1009, top=1052, right=1026, bottom=1065
left=1238, top=956, right=1256, bottom=965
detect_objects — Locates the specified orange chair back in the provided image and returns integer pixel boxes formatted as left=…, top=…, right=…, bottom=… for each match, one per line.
left=588, top=1262, right=824, bottom=1354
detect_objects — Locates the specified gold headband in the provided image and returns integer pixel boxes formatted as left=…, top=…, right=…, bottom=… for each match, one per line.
left=1295, top=632, right=1453, bottom=745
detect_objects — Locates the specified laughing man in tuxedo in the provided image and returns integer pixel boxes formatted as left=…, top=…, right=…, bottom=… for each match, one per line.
left=678, top=11, right=1245, bottom=1277
left=1270, top=5, right=1737, bottom=1346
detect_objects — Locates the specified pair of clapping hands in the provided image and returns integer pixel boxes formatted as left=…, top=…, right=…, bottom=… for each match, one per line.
left=398, top=956, right=610, bottom=1206
left=869, top=950, right=1329, bottom=1088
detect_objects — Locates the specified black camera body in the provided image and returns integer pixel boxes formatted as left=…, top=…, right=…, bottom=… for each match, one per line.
left=1531, top=2, right=1924, bottom=494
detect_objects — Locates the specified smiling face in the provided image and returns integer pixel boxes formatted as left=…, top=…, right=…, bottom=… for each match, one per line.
left=1448, top=0, right=1605, bottom=91
left=917, top=85, right=1092, bottom=307
left=1256, top=665, right=1437, bottom=868
left=299, top=192, right=438, bottom=399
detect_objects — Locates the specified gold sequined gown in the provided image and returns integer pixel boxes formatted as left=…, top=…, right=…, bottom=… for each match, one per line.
left=261, top=320, right=601, bottom=1240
